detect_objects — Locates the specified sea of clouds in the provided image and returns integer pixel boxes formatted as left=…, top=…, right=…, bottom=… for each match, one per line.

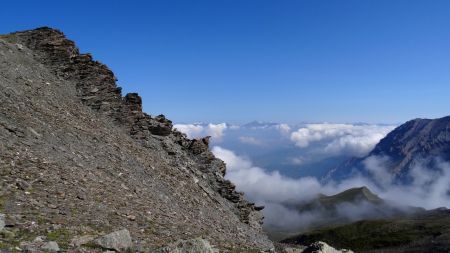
left=174, top=122, right=394, bottom=157
left=212, top=146, right=450, bottom=232
left=174, top=122, right=450, bottom=234
left=290, top=123, right=394, bottom=156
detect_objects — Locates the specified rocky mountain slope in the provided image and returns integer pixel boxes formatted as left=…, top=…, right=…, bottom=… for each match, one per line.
left=325, top=116, right=450, bottom=181
left=0, top=27, right=274, bottom=252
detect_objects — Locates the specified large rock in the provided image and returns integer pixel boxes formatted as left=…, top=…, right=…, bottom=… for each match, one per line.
left=153, top=238, right=216, bottom=253
left=19, top=237, right=60, bottom=253
left=41, top=241, right=60, bottom=252
left=124, top=92, right=142, bottom=112
left=93, top=229, right=132, bottom=251
left=303, top=242, right=353, bottom=253
left=187, top=137, right=211, bottom=155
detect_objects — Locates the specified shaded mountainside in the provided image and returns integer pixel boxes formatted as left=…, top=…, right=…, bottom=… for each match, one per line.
left=0, top=27, right=274, bottom=252
left=325, top=116, right=450, bottom=181
left=282, top=208, right=450, bottom=253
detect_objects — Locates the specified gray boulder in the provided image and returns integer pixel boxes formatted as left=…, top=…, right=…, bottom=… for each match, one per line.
left=303, top=241, right=353, bottom=253
left=41, top=241, right=60, bottom=252
left=19, top=237, right=60, bottom=253
left=153, top=238, right=216, bottom=253
left=94, top=229, right=132, bottom=251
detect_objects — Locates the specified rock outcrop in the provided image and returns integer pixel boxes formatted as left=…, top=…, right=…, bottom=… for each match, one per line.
left=0, top=27, right=273, bottom=252
left=302, top=242, right=353, bottom=253
left=278, top=242, right=353, bottom=253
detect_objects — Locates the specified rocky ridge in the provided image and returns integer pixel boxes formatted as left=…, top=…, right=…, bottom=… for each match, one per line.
left=0, top=27, right=273, bottom=252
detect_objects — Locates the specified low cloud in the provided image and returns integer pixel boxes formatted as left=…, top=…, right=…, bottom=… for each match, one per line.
left=362, top=156, right=450, bottom=209
left=289, top=156, right=306, bottom=165
left=239, top=136, right=265, bottom=146
left=276, top=124, right=291, bottom=136
left=290, top=124, right=395, bottom=157
left=212, top=146, right=321, bottom=204
left=212, top=146, right=450, bottom=234
left=174, top=123, right=227, bottom=141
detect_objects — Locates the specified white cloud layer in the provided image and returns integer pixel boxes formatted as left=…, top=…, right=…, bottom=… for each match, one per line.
left=174, top=123, right=227, bottom=141
left=173, top=124, right=204, bottom=138
left=290, top=123, right=395, bottom=157
left=276, top=123, right=291, bottom=136
left=239, top=136, right=265, bottom=146
left=212, top=146, right=450, bottom=231
left=212, top=146, right=321, bottom=204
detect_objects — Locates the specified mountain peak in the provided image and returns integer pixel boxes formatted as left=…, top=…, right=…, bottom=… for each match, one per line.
left=318, top=187, right=383, bottom=206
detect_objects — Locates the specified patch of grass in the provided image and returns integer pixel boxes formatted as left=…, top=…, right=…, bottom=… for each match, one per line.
left=0, top=34, right=15, bottom=41
left=0, top=228, right=37, bottom=249
left=144, top=219, right=156, bottom=235
left=46, top=228, right=71, bottom=249
left=283, top=215, right=450, bottom=252
left=82, top=241, right=101, bottom=249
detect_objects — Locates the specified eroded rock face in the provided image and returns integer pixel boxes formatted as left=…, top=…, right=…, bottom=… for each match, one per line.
left=0, top=27, right=273, bottom=252
left=5, top=27, right=266, bottom=231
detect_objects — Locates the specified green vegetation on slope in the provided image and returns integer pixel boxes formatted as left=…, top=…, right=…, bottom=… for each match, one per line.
left=282, top=210, right=450, bottom=252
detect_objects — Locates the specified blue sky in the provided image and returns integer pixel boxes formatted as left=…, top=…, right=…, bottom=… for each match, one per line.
left=1, top=0, right=449, bottom=124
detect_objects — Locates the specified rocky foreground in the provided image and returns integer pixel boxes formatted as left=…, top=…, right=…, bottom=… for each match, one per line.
left=0, top=27, right=277, bottom=252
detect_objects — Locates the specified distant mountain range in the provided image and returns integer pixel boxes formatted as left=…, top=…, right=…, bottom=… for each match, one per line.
left=325, top=116, right=450, bottom=182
